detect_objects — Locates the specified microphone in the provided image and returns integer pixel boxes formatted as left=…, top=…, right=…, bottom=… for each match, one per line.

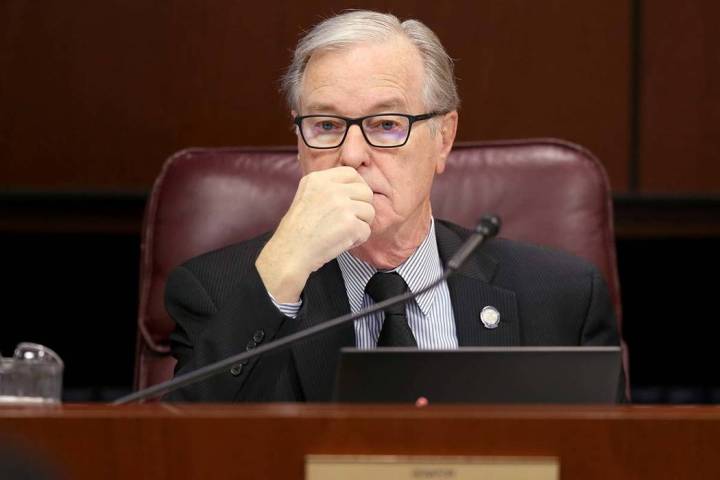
left=112, top=215, right=501, bottom=404
left=446, top=214, right=500, bottom=270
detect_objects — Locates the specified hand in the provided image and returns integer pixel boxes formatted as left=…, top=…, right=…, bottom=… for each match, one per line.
left=255, top=166, right=375, bottom=302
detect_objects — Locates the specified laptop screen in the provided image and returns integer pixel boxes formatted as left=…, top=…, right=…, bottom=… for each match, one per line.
left=333, top=346, right=622, bottom=404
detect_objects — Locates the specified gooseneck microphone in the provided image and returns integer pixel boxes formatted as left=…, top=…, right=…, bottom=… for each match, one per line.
left=113, top=215, right=501, bottom=405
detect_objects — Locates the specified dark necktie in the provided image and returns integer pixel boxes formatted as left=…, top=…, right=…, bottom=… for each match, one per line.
left=365, top=272, right=418, bottom=347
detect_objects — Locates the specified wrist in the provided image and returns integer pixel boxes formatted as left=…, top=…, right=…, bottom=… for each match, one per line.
left=255, top=240, right=310, bottom=303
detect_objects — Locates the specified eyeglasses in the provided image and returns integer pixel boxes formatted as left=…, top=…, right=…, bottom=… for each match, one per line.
left=293, top=112, right=441, bottom=149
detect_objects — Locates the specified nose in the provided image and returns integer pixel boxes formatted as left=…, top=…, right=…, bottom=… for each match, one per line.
left=339, top=124, right=370, bottom=168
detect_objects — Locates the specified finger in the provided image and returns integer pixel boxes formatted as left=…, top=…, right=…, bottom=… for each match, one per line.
left=297, top=167, right=361, bottom=199
left=341, top=182, right=374, bottom=203
left=348, top=221, right=372, bottom=249
left=351, top=200, right=375, bottom=224
left=326, top=166, right=366, bottom=184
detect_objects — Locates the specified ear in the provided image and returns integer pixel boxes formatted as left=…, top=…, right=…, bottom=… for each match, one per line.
left=434, top=110, right=458, bottom=175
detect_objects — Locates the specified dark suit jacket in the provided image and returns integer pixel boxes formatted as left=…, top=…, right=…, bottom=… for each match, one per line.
left=165, top=220, right=621, bottom=402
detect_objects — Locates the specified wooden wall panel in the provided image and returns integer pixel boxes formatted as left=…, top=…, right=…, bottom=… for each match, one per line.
left=0, top=1, right=630, bottom=191
left=639, top=0, right=720, bottom=193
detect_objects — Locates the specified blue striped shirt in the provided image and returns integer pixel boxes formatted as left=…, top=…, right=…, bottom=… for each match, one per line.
left=270, top=218, right=458, bottom=349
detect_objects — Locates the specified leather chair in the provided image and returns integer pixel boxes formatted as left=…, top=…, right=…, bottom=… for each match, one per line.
left=135, top=139, right=626, bottom=395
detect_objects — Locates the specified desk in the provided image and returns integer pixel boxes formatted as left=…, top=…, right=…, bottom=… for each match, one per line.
left=1, top=404, right=719, bottom=479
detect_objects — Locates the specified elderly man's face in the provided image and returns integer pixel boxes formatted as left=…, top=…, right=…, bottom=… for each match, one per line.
left=295, top=36, right=457, bottom=239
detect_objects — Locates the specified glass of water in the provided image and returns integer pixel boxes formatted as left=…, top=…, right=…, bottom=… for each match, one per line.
left=0, top=343, right=64, bottom=404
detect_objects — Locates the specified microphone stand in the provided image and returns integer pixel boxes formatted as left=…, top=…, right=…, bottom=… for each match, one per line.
left=113, top=215, right=500, bottom=405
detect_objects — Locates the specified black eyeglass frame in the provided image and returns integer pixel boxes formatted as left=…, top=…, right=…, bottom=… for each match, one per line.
left=293, top=112, right=442, bottom=149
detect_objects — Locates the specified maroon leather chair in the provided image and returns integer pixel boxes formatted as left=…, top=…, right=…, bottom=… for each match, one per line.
left=135, top=139, right=626, bottom=394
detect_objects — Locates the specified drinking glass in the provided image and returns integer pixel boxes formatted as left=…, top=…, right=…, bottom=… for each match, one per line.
left=0, top=343, right=64, bottom=404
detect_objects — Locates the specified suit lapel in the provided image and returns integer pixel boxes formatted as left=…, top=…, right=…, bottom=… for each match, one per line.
left=435, top=221, right=522, bottom=347
left=291, top=260, right=355, bottom=401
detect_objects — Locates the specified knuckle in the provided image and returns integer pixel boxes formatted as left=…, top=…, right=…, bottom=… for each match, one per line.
left=343, top=210, right=357, bottom=225
left=328, top=195, right=344, bottom=210
left=305, top=170, right=324, bottom=186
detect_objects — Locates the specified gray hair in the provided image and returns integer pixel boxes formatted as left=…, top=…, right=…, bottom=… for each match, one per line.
left=281, top=10, right=460, bottom=114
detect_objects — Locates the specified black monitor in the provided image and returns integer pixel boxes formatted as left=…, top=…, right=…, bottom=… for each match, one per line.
left=333, top=346, right=622, bottom=404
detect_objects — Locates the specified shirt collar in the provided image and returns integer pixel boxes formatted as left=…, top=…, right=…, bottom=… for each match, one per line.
left=337, top=217, right=443, bottom=317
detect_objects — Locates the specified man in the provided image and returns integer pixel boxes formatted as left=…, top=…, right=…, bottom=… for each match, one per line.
left=165, top=10, right=621, bottom=402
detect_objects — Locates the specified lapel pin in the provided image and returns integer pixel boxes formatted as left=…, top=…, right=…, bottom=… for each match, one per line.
left=480, top=306, right=500, bottom=329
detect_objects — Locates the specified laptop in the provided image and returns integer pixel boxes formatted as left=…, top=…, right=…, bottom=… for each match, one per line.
left=333, top=346, right=622, bottom=404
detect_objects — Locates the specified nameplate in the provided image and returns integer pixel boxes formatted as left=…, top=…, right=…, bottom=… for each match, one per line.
left=306, top=455, right=559, bottom=479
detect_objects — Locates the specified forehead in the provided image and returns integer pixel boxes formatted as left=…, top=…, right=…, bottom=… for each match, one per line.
left=299, top=36, right=425, bottom=114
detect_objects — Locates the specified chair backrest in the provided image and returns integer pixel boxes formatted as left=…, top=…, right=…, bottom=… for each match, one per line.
left=135, top=139, right=624, bottom=391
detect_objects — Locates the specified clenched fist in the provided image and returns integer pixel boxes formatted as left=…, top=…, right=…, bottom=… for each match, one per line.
left=255, top=166, right=375, bottom=302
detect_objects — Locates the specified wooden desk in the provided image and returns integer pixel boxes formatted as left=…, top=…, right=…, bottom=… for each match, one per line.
left=1, top=404, right=719, bottom=479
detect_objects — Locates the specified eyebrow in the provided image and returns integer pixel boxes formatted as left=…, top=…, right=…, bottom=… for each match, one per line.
left=303, top=98, right=409, bottom=115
